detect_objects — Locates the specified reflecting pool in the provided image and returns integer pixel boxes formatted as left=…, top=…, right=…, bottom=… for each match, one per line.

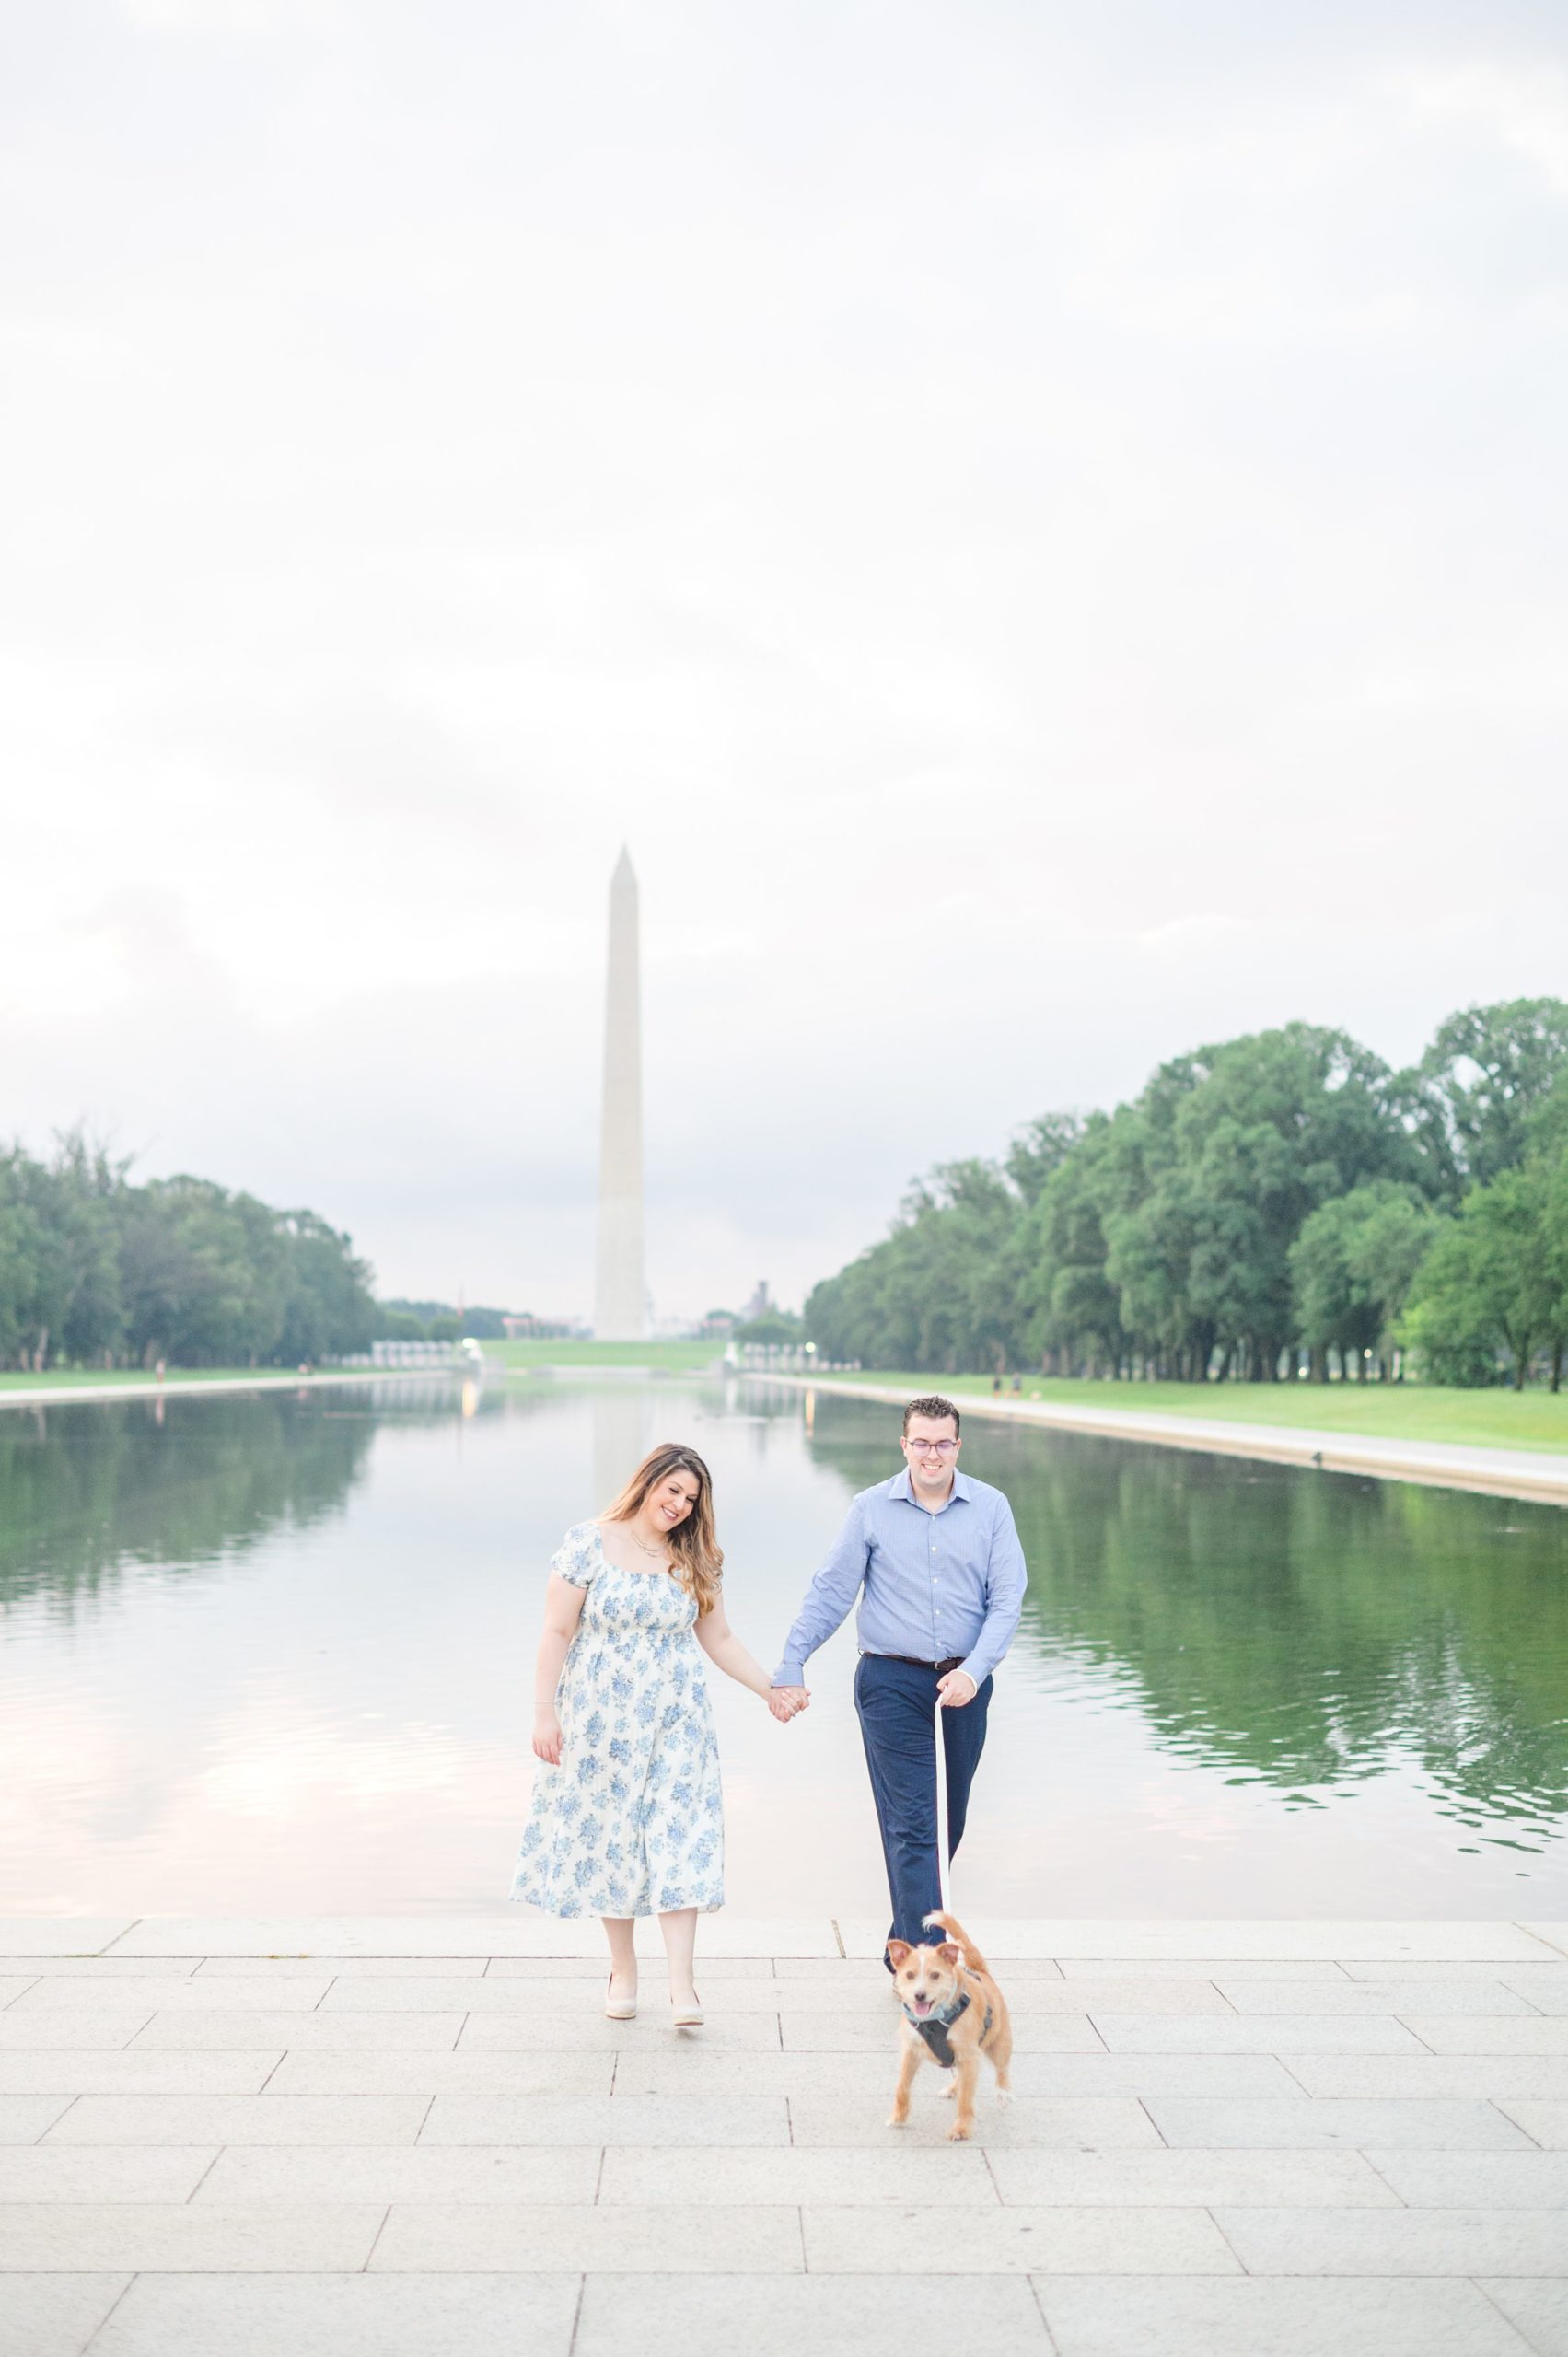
left=2, top=1376, right=1564, bottom=1916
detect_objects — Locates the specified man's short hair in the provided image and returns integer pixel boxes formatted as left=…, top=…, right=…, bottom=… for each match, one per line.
left=902, top=1393, right=960, bottom=1436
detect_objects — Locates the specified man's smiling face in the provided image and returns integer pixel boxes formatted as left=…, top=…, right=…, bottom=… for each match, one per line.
left=901, top=1412, right=960, bottom=1495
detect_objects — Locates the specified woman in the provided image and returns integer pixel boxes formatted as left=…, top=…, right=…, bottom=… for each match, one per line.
left=510, top=1441, right=800, bottom=2023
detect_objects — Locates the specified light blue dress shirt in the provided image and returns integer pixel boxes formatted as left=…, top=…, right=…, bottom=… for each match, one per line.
left=774, top=1466, right=1028, bottom=1690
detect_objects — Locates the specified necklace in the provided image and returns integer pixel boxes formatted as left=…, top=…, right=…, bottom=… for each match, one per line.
left=627, top=1525, right=668, bottom=1563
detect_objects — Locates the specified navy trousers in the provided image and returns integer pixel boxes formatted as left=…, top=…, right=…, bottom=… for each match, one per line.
left=854, top=1653, right=993, bottom=1956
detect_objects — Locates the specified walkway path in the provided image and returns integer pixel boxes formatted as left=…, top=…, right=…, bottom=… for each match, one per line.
left=0, top=1367, right=456, bottom=1414
left=2, top=1915, right=1566, bottom=2354
left=760, top=1376, right=1568, bottom=1507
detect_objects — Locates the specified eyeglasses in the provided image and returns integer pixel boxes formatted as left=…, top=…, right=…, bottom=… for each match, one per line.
left=906, top=1438, right=958, bottom=1456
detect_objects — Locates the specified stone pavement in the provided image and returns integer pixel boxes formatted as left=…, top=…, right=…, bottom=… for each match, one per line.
left=2, top=1916, right=1567, bottom=2357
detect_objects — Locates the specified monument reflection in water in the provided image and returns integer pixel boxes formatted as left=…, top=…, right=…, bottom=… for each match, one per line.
left=0, top=1380, right=1564, bottom=1917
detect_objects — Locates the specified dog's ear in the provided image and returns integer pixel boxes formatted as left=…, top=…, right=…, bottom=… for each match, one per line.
left=886, top=1940, right=912, bottom=1968
left=936, top=1942, right=961, bottom=1966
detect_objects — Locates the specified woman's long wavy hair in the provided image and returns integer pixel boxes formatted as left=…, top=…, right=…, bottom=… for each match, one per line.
left=601, top=1443, right=723, bottom=1617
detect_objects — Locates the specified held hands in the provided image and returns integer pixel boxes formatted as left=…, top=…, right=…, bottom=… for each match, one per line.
left=935, top=1669, right=978, bottom=1709
left=532, top=1713, right=563, bottom=1765
left=769, top=1684, right=810, bottom=1724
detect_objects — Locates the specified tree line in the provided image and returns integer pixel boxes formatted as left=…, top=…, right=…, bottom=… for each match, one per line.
left=804, top=1000, right=1568, bottom=1389
left=0, top=1135, right=379, bottom=1371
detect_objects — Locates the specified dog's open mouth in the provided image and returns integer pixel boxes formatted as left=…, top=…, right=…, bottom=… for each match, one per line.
left=910, top=1994, right=934, bottom=2017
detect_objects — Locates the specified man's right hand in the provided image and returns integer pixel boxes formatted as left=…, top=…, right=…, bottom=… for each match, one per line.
left=769, top=1686, right=809, bottom=1723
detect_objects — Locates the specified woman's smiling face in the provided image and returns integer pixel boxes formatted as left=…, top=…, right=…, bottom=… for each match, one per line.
left=648, top=1470, right=700, bottom=1531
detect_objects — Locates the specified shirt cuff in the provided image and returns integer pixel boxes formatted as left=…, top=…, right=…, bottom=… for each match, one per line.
left=773, top=1661, right=807, bottom=1687
left=955, top=1655, right=989, bottom=1691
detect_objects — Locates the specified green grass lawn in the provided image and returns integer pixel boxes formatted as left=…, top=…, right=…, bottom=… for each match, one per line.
left=810, top=1369, right=1568, bottom=1455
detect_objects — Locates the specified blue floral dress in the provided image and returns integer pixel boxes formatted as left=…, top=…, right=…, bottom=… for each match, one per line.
left=509, top=1522, right=725, bottom=1917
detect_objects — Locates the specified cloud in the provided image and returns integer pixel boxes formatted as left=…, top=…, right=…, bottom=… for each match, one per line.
left=2, top=1, right=1565, bottom=1315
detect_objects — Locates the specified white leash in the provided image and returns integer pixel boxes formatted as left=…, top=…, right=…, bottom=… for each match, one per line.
left=933, top=1694, right=953, bottom=1916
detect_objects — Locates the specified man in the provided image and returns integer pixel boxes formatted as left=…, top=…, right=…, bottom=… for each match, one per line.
left=773, top=1395, right=1027, bottom=1951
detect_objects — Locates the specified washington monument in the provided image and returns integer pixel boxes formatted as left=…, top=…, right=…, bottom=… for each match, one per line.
left=593, top=847, right=646, bottom=1340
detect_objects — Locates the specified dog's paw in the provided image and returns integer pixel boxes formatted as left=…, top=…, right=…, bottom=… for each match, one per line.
left=946, top=2119, right=974, bottom=2141
left=887, top=2112, right=910, bottom=2130
left=995, top=2085, right=1013, bottom=2109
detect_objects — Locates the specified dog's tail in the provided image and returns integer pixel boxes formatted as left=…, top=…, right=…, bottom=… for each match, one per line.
left=923, top=1910, right=989, bottom=1975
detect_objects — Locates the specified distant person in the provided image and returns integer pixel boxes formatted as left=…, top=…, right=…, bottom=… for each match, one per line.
left=772, top=1395, right=1027, bottom=1955
left=511, top=1443, right=799, bottom=2024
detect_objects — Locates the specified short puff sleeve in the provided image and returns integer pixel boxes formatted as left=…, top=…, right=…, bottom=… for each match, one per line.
left=550, top=1522, right=600, bottom=1587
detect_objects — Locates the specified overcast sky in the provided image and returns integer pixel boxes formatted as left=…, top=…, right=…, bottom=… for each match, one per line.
left=4, top=0, right=1565, bottom=1319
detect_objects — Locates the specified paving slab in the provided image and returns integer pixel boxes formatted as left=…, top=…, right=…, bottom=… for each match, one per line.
left=598, top=2144, right=1000, bottom=2204
left=0, top=2052, right=282, bottom=2096
left=1367, top=2150, right=1568, bottom=2207
left=1058, top=1958, right=1350, bottom=1980
left=1476, top=2280, right=1568, bottom=2357
left=1493, top=2100, right=1568, bottom=2147
left=785, top=2096, right=1162, bottom=2148
left=83, top=2270, right=582, bottom=2357
left=1091, top=2013, right=1426, bottom=2054
left=1522, top=1925, right=1568, bottom=1959
left=418, top=2095, right=789, bottom=2145
left=41, top=2095, right=430, bottom=2145
left=0, top=2148, right=214, bottom=2201
left=195, top=2144, right=603, bottom=2203
left=0, top=1959, right=197, bottom=1980
left=574, top=2271, right=1051, bottom=2356
left=611, top=2048, right=1300, bottom=2098
left=1215, top=2204, right=1568, bottom=2275
left=0, top=2016, right=157, bottom=2051
left=778, top=2011, right=1104, bottom=2053
left=985, top=2147, right=1398, bottom=2207
left=0, top=2097, right=74, bottom=2146
left=0, top=1981, right=36, bottom=2009
left=1504, top=1970, right=1568, bottom=2014
left=0, top=2273, right=130, bottom=2357
left=1406, top=2018, right=1568, bottom=2053
left=457, top=2011, right=782, bottom=2052
left=1217, top=1980, right=1538, bottom=2016
left=0, top=1923, right=134, bottom=1958
left=972, top=1976, right=1234, bottom=2014
left=265, top=2049, right=614, bottom=2096
left=484, top=1956, right=776, bottom=1980
left=0, top=2200, right=386, bottom=2270
left=838, top=1920, right=1561, bottom=1962
left=1292, top=2056, right=1568, bottom=2098
left=106, top=1915, right=835, bottom=1957
left=1034, top=2275, right=1533, bottom=2355
left=13, top=1976, right=331, bottom=2013
left=198, top=1955, right=489, bottom=1978
left=802, top=2200, right=1238, bottom=2273
left=130, top=2010, right=468, bottom=2050
left=371, top=2198, right=804, bottom=2271
left=1144, top=2098, right=1536, bottom=2150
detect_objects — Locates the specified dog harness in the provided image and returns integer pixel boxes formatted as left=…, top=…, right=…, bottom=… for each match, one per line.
left=902, top=1986, right=994, bottom=2070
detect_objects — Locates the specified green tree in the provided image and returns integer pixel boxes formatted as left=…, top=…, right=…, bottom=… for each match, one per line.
left=1290, top=1182, right=1441, bottom=1380
left=1405, top=1167, right=1555, bottom=1388
left=1407, top=996, right=1568, bottom=1191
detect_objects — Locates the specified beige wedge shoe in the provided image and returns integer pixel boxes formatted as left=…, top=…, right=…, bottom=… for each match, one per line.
left=605, top=1973, right=637, bottom=2022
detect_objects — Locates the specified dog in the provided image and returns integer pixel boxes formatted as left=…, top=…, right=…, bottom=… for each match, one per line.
left=885, top=1910, right=1013, bottom=2141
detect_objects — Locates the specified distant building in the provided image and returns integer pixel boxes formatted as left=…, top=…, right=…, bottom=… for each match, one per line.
left=699, top=1308, right=740, bottom=1339
left=502, top=1313, right=581, bottom=1340
left=741, top=1280, right=773, bottom=1324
